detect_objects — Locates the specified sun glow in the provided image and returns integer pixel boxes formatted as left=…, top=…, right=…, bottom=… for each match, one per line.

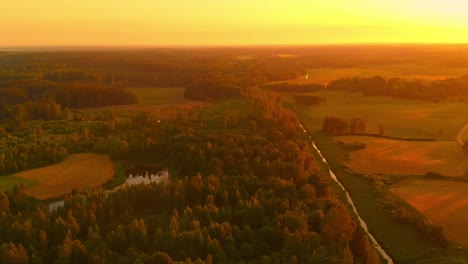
left=2, top=0, right=468, bottom=46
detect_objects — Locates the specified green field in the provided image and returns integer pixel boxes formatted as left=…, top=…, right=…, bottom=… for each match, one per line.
left=0, top=175, right=36, bottom=193
left=290, top=90, right=467, bottom=140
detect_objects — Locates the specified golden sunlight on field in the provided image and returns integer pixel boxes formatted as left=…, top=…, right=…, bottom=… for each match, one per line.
left=14, top=153, right=114, bottom=200
left=393, top=179, right=468, bottom=245
left=336, top=136, right=468, bottom=176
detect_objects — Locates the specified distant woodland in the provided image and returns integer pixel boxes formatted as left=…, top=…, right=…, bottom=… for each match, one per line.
left=327, top=75, right=468, bottom=102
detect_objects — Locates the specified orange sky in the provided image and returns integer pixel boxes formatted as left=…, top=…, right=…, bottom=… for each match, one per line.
left=2, top=0, right=468, bottom=46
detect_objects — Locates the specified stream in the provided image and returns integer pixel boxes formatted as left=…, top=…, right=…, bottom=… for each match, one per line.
left=300, top=124, right=394, bottom=264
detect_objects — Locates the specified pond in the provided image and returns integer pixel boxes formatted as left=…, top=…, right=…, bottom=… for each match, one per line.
left=48, top=167, right=169, bottom=212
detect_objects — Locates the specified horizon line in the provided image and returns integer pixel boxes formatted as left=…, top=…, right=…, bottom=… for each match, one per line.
left=2, top=42, right=468, bottom=51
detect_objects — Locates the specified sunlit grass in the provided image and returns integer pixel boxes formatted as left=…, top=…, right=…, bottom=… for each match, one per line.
left=0, top=175, right=36, bottom=193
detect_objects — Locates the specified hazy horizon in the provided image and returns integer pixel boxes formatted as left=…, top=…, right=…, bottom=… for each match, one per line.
left=3, top=0, right=468, bottom=46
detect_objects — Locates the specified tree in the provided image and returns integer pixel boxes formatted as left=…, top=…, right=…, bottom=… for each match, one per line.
left=0, top=242, right=29, bottom=264
left=463, top=140, right=468, bottom=155
left=0, top=193, right=9, bottom=212
left=379, top=125, right=385, bottom=135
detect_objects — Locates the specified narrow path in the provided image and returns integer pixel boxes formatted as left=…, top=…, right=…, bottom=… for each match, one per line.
left=456, top=122, right=468, bottom=146
left=299, top=124, right=394, bottom=264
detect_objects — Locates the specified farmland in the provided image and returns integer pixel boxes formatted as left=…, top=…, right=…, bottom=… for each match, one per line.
left=291, top=90, right=467, bottom=140
left=285, top=65, right=468, bottom=85
left=393, top=179, right=468, bottom=245
left=336, top=136, right=468, bottom=176
left=13, top=153, right=114, bottom=200
left=289, top=86, right=468, bottom=262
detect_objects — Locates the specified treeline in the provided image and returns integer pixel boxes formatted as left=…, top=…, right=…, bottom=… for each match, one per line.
left=327, top=75, right=468, bottom=102
left=262, top=83, right=324, bottom=93
left=0, top=108, right=156, bottom=175
left=0, top=89, right=380, bottom=263
left=56, top=84, right=137, bottom=108
left=0, top=49, right=308, bottom=89
left=184, top=75, right=243, bottom=100
left=322, top=116, right=367, bottom=135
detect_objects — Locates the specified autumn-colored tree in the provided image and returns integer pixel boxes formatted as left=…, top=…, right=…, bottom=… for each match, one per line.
left=0, top=242, right=29, bottom=264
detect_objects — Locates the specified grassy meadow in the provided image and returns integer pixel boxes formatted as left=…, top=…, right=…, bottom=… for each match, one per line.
left=290, top=90, right=467, bottom=140
left=0, top=175, right=36, bottom=193
left=14, top=153, right=114, bottom=200
left=79, top=87, right=206, bottom=118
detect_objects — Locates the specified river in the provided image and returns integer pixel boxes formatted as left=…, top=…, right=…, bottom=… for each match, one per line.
left=300, top=124, right=394, bottom=264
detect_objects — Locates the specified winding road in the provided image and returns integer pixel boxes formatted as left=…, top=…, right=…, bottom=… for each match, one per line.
left=299, top=124, right=394, bottom=264
left=456, top=122, right=468, bottom=146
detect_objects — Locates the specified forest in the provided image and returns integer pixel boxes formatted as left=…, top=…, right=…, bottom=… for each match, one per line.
left=0, top=49, right=385, bottom=263
left=0, top=86, right=380, bottom=263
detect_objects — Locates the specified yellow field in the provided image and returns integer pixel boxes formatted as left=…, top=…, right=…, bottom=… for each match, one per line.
left=14, top=153, right=114, bottom=200
left=285, top=65, right=468, bottom=85
left=393, top=179, right=468, bottom=245
left=336, top=136, right=468, bottom=176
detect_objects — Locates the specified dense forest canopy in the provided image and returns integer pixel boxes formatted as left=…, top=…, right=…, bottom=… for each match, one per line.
left=0, top=88, right=380, bottom=263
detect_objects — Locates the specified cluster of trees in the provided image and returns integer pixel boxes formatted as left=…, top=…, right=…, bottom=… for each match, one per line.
left=55, top=84, right=137, bottom=108
left=43, top=70, right=98, bottom=83
left=0, top=109, right=141, bottom=175
left=184, top=75, right=243, bottom=100
left=327, top=75, right=468, bottom=102
left=0, top=99, right=67, bottom=135
left=322, top=116, right=367, bottom=135
left=0, top=88, right=380, bottom=263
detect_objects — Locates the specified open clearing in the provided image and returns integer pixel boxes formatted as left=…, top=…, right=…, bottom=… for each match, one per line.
left=292, top=91, right=467, bottom=140
left=14, top=153, right=114, bottom=200
left=79, top=87, right=206, bottom=118
left=393, top=179, right=468, bottom=246
left=336, top=136, right=468, bottom=176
